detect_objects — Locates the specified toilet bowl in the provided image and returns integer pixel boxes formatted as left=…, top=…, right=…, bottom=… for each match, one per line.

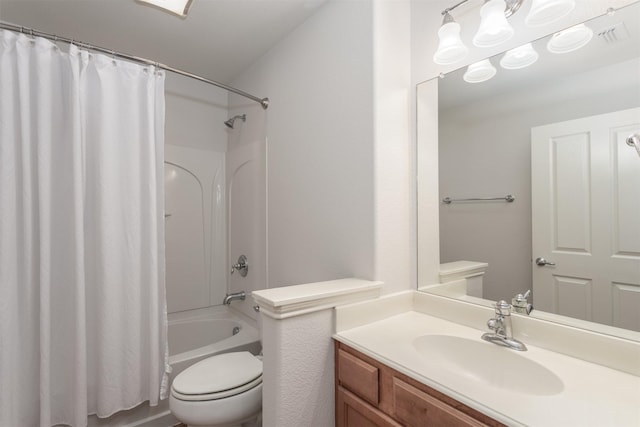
left=170, top=351, right=263, bottom=427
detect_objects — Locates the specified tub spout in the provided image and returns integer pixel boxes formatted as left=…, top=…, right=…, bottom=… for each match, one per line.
left=223, top=291, right=246, bottom=305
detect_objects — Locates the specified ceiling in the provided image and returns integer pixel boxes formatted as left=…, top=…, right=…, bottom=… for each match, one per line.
left=0, top=0, right=327, bottom=84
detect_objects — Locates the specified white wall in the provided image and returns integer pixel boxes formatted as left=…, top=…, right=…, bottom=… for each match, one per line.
left=373, top=0, right=415, bottom=294
left=231, top=1, right=377, bottom=289
left=229, top=0, right=414, bottom=295
left=439, top=58, right=640, bottom=301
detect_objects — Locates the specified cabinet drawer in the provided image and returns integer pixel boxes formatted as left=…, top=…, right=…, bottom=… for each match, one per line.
left=337, top=387, right=402, bottom=427
left=392, top=377, right=488, bottom=427
left=338, top=348, right=379, bottom=406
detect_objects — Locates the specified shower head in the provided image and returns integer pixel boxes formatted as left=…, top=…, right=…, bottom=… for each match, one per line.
left=224, top=114, right=246, bottom=129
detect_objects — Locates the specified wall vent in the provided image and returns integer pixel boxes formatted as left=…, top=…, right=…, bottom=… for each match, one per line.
left=595, top=22, right=630, bottom=44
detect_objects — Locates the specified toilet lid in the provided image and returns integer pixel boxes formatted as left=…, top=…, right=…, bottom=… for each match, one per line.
left=172, top=351, right=263, bottom=396
left=171, top=375, right=262, bottom=401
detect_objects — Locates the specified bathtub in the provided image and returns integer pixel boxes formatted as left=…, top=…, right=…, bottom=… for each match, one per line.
left=88, top=305, right=261, bottom=427
left=168, top=306, right=262, bottom=381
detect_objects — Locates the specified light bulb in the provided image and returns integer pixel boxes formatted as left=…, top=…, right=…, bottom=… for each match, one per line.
left=433, top=13, right=469, bottom=65
left=473, top=0, right=515, bottom=48
left=547, top=23, right=593, bottom=54
left=500, top=43, right=539, bottom=69
left=526, top=0, right=576, bottom=27
left=463, top=59, right=497, bottom=83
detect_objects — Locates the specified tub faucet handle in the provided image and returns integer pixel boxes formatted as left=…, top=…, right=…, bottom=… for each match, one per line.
left=230, top=255, right=248, bottom=277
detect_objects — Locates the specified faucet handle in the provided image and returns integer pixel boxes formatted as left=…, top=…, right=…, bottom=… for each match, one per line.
left=230, top=255, right=248, bottom=277
left=487, top=318, right=498, bottom=330
left=512, top=290, right=534, bottom=314
left=513, top=290, right=531, bottom=303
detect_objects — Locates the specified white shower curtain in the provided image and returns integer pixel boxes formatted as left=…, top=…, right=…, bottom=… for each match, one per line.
left=0, top=30, right=169, bottom=427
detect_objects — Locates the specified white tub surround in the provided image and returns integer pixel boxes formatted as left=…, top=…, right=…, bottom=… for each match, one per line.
left=252, top=278, right=382, bottom=427
left=335, top=291, right=640, bottom=427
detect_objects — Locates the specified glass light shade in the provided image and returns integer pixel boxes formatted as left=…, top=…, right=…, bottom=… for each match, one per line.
left=433, top=21, right=469, bottom=65
left=473, top=0, right=515, bottom=48
left=500, top=43, right=539, bottom=69
left=547, top=23, right=593, bottom=54
left=525, top=0, right=576, bottom=27
left=463, top=59, right=497, bottom=83
left=137, top=0, right=192, bottom=17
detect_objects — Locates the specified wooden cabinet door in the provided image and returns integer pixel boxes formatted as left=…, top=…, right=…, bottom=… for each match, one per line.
left=335, top=341, right=501, bottom=427
left=391, top=378, right=488, bottom=427
left=337, top=387, right=402, bottom=427
left=337, top=348, right=380, bottom=406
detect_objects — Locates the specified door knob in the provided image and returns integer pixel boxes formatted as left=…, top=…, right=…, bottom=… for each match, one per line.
left=535, top=257, right=556, bottom=266
left=626, top=133, right=640, bottom=157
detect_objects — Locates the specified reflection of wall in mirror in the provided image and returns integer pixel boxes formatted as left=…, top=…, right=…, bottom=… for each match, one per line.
left=438, top=57, right=640, bottom=302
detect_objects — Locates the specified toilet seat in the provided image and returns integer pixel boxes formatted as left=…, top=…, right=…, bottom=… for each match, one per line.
left=171, top=375, right=262, bottom=401
left=171, top=351, right=263, bottom=402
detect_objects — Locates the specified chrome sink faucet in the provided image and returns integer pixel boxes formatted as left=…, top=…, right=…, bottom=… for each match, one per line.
left=481, top=300, right=527, bottom=351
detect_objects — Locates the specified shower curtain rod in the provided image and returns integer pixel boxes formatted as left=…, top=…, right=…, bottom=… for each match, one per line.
left=0, top=21, right=270, bottom=110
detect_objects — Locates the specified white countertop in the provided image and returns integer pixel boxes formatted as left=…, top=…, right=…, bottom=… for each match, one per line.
left=252, top=278, right=382, bottom=319
left=335, top=310, right=640, bottom=427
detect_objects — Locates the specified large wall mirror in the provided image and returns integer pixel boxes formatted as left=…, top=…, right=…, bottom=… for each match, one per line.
left=417, top=1, right=640, bottom=339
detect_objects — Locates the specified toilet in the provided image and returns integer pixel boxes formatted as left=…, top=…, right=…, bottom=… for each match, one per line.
left=170, top=351, right=263, bottom=427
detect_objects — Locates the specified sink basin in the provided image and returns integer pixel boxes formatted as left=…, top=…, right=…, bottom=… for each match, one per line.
left=412, top=335, right=564, bottom=396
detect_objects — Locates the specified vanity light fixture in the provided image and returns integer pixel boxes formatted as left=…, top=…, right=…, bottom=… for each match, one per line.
left=434, top=0, right=523, bottom=65
left=525, top=0, right=576, bottom=27
left=463, top=59, right=497, bottom=83
left=499, top=43, right=539, bottom=69
left=433, top=12, right=469, bottom=65
left=136, top=0, right=192, bottom=17
left=473, top=0, right=515, bottom=48
left=547, top=23, right=594, bottom=53
left=433, top=0, right=578, bottom=65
